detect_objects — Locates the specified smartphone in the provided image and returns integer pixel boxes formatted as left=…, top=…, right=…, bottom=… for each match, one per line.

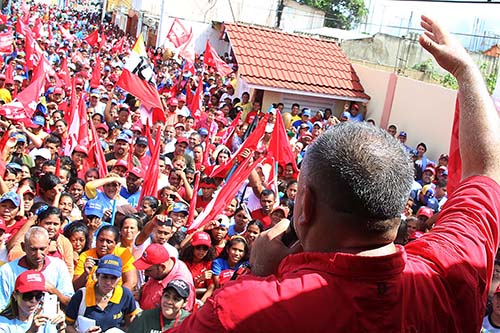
left=42, top=293, right=58, bottom=318
left=281, top=219, right=298, bottom=248
left=88, top=257, right=99, bottom=266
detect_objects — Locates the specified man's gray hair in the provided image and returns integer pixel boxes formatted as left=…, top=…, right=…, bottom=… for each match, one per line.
left=25, top=226, right=49, bottom=243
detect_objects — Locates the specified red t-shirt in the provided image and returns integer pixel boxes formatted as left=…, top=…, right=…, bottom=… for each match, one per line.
left=169, top=176, right=500, bottom=332
left=185, top=261, right=213, bottom=289
left=251, top=209, right=272, bottom=229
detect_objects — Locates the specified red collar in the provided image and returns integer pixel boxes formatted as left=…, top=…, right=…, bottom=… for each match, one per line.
left=18, top=256, right=51, bottom=271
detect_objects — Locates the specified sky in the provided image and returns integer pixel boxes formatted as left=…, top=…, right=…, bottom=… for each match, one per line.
left=358, top=0, right=500, bottom=51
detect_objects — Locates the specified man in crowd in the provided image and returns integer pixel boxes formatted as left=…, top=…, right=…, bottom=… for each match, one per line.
left=170, top=16, right=500, bottom=332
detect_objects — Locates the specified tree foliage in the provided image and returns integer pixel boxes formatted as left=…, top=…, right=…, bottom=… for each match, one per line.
left=302, top=0, right=368, bottom=30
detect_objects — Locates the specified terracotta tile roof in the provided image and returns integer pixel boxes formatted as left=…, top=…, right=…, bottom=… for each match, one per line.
left=223, top=23, right=370, bottom=100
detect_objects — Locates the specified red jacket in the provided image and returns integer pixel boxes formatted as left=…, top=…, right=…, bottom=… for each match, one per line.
left=169, top=176, right=500, bottom=332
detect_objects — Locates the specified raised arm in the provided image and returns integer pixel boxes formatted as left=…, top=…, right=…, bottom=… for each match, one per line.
left=419, top=15, right=500, bottom=183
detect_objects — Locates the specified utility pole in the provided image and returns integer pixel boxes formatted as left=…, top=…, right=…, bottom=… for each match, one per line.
left=156, top=0, right=166, bottom=48
left=276, top=0, right=284, bottom=28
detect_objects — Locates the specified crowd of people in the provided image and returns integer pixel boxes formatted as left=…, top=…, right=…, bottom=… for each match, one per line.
left=0, top=1, right=498, bottom=333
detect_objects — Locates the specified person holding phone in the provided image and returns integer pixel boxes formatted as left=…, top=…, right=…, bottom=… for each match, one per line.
left=0, top=270, right=65, bottom=333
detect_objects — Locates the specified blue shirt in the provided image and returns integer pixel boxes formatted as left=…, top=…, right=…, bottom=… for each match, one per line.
left=212, top=258, right=249, bottom=276
left=0, top=316, right=58, bottom=333
left=0, top=257, right=74, bottom=311
left=120, top=187, right=142, bottom=208
left=66, top=285, right=137, bottom=331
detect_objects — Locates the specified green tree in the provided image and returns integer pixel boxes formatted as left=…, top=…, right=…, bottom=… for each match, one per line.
left=303, top=0, right=368, bottom=30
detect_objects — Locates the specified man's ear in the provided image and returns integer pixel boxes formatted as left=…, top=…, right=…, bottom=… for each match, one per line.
left=21, top=241, right=25, bottom=252
left=303, top=185, right=316, bottom=227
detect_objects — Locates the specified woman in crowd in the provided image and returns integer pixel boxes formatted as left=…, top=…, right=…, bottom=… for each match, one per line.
left=57, top=192, right=76, bottom=227
left=138, top=196, right=159, bottom=220
left=126, top=279, right=191, bottom=332
left=209, top=215, right=229, bottom=257
left=8, top=205, right=74, bottom=276
left=63, top=221, right=90, bottom=267
left=118, top=215, right=142, bottom=253
left=73, top=225, right=137, bottom=292
left=66, top=255, right=138, bottom=333
left=180, top=232, right=216, bottom=303
left=243, top=219, right=264, bottom=249
left=0, top=270, right=65, bottom=333
left=212, top=235, right=250, bottom=288
left=228, top=207, right=250, bottom=236
left=67, top=178, right=86, bottom=212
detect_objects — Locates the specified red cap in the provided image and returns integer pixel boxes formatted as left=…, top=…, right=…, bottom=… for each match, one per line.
left=128, top=166, right=144, bottom=179
left=495, top=284, right=500, bottom=295
left=408, top=230, right=424, bottom=241
left=114, top=159, right=128, bottom=169
left=167, top=98, right=178, bottom=106
left=416, top=206, right=434, bottom=219
left=176, top=137, right=188, bottom=145
left=134, top=243, right=170, bottom=270
left=15, top=270, right=46, bottom=293
left=423, top=166, right=436, bottom=176
left=191, top=232, right=211, bottom=247
left=215, top=116, right=227, bottom=126
left=0, top=217, right=6, bottom=231
left=73, top=145, right=88, bottom=156
left=96, top=123, right=109, bottom=132
left=53, top=87, right=64, bottom=94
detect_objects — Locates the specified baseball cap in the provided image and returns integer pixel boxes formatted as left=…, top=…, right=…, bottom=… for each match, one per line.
left=13, top=75, right=24, bottom=82
left=33, top=115, right=45, bottom=126
left=313, top=121, right=323, bottom=128
left=302, top=109, right=311, bottom=117
left=176, top=137, right=188, bottom=145
left=0, top=192, right=21, bottom=207
left=167, top=98, right=178, bottom=106
left=165, top=279, right=190, bottom=299
left=399, top=131, right=407, bottom=137
left=9, top=132, right=26, bottom=143
left=30, top=148, right=51, bottom=160
left=134, top=243, right=170, bottom=270
left=73, top=145, right=88, bottom=156
left=408, top=230, right=425, bottom=241
left=128, top=166, right=144, bottom=179
left=96, top=123, right=109, bottom=132
left=84, top=201, right=104, bottom=219
left=299, top=123, right=309, bottom=129
left=198, top=128, right=208, bottom=136
left=53, top=87, right=64, bottom=94
left=174, top=122, right=185, bottom=129
left=135, top=136, right=148, bottom=146
left=439, top=153, right=449, bottom=161
left=416, top=206, right=434, bottom=219
left=215, top=116, right=228, bottom=126
left=96, top=254, right=122, bottom=277
left=191, top=232, right=211, bottom=247
left=423, top=166, right=436, bottom=176
left=215, top=214, right=230, bottom=228
left=6, top=163, right=22, bottom=171
left=15, top=270, right=46, bottom=293
left=175, top=108, right=190, bottom=117
left=341, top=111, right=351, bottom=119
left=114, top=159, right=128, bottom=170
left=168, top=202, right=189, bottom=215
left=116, top=133, right=131, bottom=143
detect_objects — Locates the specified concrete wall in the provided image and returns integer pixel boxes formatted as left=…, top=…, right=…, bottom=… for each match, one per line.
left=353, top=63, right=457, bottom=161
left=342, top=33, right=498, bottom=77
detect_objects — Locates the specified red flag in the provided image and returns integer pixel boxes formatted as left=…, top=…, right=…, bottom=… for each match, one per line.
left=127, top=143, right=134, bottom=171
left=116, top=35, right=163, bottom=121
left=216, top=113, right=240, bottom=147
left=186, top=172, right=200, bottom=227
left=139, top=125, right=162, bottom=203
left=99, top=32, right=106, bottom=49
left=0, top=30, right=13, bottom=53
left=178, top=29, right=195, bottom=63
left=111, top=36, right=125, bottom=55
left=55, top=157, right=61, bottom=177
left=71, top=51, right=85, bottom=65
left=33, top=18, right=42, bottom=39
left=188, top=155, right=264, bottom=231
left=447, top=96, right=461, bottom=195
left=84, top=29, right=99, bottom=47
left=58, top=57, right=71, bottom=88
left=268, top=112, right=299, bottom=173
left=24, top=29, right=43, bottom=70
left=166, top=18, right=190, bottom=48
left=58, top=24, right=75, bottom=42
left=209, top=115, right=268, bottom=179
left=65, top=92, right=89, bottom=155
left=188, top=77, right=203, bottom=121
left=0, top=14, right=8, bottom=25
left=144, top=121, right=155, bottom=154
left=90, top=54, right=101, bottom=88
left=203, top=41, right=232, bottom=77
left=89, top=115, right=108, bottom=178
left=5, top=63, right=13, bottom=81
left=16, top=17, right=28, bottom=36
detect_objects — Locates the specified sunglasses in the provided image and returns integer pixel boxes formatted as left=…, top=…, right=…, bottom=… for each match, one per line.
left=22, top=291, right=44, bottom=302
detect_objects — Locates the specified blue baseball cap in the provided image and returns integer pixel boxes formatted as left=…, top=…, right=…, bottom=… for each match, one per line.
left=341, top=111, right=351, bottom=119
left=32, top=115, right=45, bottom=126
left=198, top=128, right=208, bottom=136
left=84, top=201, right=104, bottom=219
left=168, top=202, right=189, bottom=215
left=96, top=254, right=122, bottom=277
left=302, top=109, right=311, bottom=117
left=116, top=133, right=131, bottom=143
left=0, top=192, right=21, bottom=207
left=9, top=132, right=26, bottom=143
left=6, top=163, right=22, bottom=171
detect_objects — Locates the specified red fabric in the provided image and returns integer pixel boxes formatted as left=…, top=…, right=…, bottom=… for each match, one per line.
left=178, top=29, right=195, bottom=63
left=187, top=173, right=200, bottom=227
left=250, top=208, right=271, bottom=229
left=170, top=176, right=500, bottom=333
left=268, top=113, right=299, bottom=173
left=90, top=54, right=101, bottom=88
left=138, top=125, right=162, bottom=204
left=58, top=24, right=75, bottom=42
left=57, top=57, right=71, bottom=88
left=111, top=36, right=126, bottom=55
left=203, top=41, right=232, bottom=77
left=185, top=261, right=213, bottom=289
left=84, top=30, right=99, bottom=47
left=24, top=28, right=43, bottom=70
left=166, top=18, right=191, bottom=48
left=5, top=62, right=13, bottom=80
left=447, top=96, right=461, bottom=196
left=88, top=115, right=108, bottom=178
left=188, top=77, right=203, bottom=121
left=116, top=68, right=163, bottom=114
left=0, top=29, right=13, bottom=53
left=32, top=18, right=42, bottom=39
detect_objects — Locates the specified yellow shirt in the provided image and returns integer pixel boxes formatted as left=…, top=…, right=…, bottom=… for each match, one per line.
left=74, top=247, right=135, bottom=287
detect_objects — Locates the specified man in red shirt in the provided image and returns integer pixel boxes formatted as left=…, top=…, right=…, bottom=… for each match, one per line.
left=169, top=17, right=500, bottom=332
left=250, top=189, right=276, bottom=229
